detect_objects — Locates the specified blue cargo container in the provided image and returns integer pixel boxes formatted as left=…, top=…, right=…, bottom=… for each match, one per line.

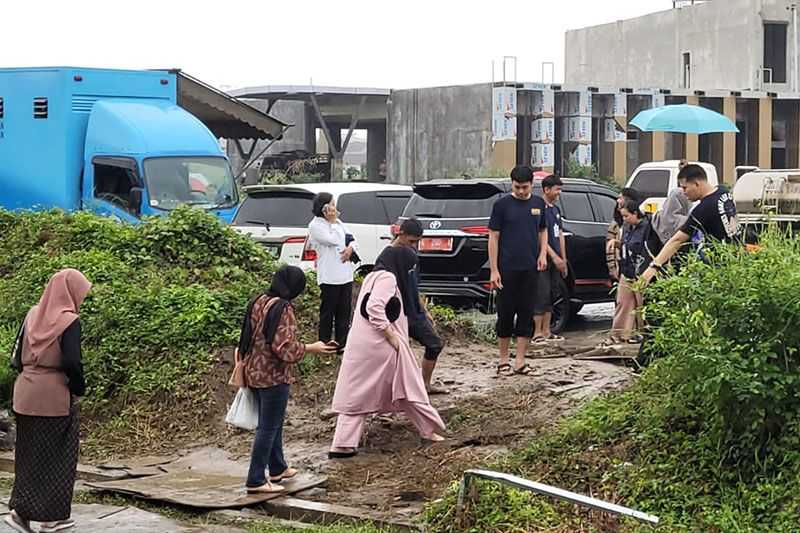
left=0, top=67, right=240, bottom=222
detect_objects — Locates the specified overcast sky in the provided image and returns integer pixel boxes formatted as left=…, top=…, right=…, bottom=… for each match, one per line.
left=5, top=0, right=669, bottom=90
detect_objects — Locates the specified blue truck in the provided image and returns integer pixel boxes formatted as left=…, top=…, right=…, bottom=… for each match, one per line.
left=0, top=67, right=284, bottom=223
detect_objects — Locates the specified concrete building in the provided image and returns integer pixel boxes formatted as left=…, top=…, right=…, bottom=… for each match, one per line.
left=227, top=86, right=389, bottom=183
left=566, top=0, right=800, bottom=92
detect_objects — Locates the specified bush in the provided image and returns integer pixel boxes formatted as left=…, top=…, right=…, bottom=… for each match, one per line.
left=0, top=208, right=320, bottom=418
left=425, top=233, right=800, bottom=531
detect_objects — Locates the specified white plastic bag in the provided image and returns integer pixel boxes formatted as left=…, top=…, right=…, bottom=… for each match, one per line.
left=225, top=387, right=259, bottom=431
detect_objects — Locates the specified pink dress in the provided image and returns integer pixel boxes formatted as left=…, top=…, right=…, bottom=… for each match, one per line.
left=330, top=271, right=444, bottom=447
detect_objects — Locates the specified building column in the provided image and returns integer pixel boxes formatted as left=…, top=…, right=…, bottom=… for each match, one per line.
left=722, top=97, right=737, bottom=185
left=652, top=131, right=666, bottom=161
left=758, top=97, right=773, bottom=169
left=685, top=95, right=699, bottom=161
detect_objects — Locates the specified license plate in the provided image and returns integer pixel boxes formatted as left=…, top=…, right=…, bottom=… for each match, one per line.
left=419, top=237, right=453, bottom=252
left=261, top=243, right=281, bottom=258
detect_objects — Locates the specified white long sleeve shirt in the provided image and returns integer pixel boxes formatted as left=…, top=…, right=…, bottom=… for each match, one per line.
left=307, top=217, right=356, bottom=286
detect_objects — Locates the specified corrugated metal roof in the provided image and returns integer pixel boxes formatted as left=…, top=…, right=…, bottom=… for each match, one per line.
left=177, top=72, right=289, bottom=140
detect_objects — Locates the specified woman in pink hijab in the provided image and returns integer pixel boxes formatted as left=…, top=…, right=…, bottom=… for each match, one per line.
left=5, top=269, right=92, bottom=533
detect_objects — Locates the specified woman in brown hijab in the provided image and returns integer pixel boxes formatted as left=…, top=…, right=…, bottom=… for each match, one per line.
left=5, top=269, right=92, bottom=533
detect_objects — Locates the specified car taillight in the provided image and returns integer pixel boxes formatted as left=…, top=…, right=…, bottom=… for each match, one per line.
left=290, top=237, right=317, bottom=262
left=461, top=226, right=490, bottom=235
left=482, top=282, right=493, bottom=290
left=390, top=224, right=401, bottom=236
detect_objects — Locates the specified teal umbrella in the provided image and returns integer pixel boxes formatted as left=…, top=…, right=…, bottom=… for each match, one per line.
left=630, top=104, right=739, bottom=134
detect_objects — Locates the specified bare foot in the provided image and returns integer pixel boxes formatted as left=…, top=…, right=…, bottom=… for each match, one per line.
left=427, top=433, right=446, bottom=442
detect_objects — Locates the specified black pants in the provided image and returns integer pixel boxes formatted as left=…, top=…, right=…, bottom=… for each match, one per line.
left=319, top=282, right=353, bottom=347
left=534, top=264, right=559, bottom=315
left=409, top=317, right=444, bottom=361
left=496, top=269, right=537, bottom=338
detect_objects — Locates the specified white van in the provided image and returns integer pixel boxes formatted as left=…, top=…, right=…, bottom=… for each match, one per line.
left=626, top=160, right=719, bottom=213
left=232, top=183, right=412, bottom=272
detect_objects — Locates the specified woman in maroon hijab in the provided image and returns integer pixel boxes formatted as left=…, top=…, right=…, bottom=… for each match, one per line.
left=5, top=269, right=91, bottom=533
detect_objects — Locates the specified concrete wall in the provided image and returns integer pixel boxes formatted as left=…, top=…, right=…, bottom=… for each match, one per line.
left=565, top=0, right=797, bottom=91
left=226, top=99, right=312, bottom=175
left=387, top=84, right=493, bottom=184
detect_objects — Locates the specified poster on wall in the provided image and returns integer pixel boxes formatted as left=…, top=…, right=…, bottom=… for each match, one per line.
left=492, top=86, right=518, bottom=141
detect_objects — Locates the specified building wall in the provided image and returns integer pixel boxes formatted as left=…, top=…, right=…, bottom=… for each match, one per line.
left=226, top=99, right=311, bottom=175
left=565, top=0, right=797, bottom=91
left=387, top=84, right=494, bottom=184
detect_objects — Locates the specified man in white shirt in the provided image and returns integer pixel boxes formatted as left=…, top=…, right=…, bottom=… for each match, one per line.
left=308, top=193, right=357, bottom=353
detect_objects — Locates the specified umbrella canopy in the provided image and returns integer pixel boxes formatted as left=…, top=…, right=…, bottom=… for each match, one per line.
left=630, top=104, right=739, bottom=134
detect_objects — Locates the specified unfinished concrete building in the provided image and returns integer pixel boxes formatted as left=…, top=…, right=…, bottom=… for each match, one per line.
left=566, top=0, right=800, bottom=93
left=227, top=86, right=389, bottom=183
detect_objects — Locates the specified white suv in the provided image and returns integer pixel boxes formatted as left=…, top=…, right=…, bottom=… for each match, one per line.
left=232, top=183, right=412, bottom=272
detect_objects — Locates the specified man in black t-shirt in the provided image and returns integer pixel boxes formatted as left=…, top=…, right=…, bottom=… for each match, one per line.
left=489, top=166, right=548, bottom=376
left=642, top=164, right=740, bottom=285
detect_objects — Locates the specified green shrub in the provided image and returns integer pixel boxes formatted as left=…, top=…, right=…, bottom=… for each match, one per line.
left=426, top=232, right=800, bottom=531
left=0, top=207, right=320, bottom=419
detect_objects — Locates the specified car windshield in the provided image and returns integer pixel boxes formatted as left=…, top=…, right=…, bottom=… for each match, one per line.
left=404, top=184, right=502, bottom=219
left=143, top=157, right=238, bottom=210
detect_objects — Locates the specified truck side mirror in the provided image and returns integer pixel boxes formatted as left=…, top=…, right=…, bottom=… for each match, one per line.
left=130, top=187, right=144, bottom=214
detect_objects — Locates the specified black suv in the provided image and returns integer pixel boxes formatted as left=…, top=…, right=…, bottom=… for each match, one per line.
left=399, top=178, right=618, bottom=332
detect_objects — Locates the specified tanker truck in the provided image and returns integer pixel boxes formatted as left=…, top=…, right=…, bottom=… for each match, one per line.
left=732, top=168, right=800, bottom=241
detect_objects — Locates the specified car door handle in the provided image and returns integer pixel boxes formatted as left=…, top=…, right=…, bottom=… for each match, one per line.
left=562, top=232, right=574, bottom=237
left=380, top=236, right=393, bottom=240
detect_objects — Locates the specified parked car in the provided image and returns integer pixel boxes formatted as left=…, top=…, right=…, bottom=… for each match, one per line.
left=398, top=177, right=619, bottom=332
left=233, top=183, right=412, bottom=271
left=626, top=160, right=718, bottom=214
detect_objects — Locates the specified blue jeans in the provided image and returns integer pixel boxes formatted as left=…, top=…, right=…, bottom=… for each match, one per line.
left=245, top=384, right=290, bottom=487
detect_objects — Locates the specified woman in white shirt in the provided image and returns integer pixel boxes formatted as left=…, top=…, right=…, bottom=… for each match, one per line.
left=308, top=193, right=357, bottom=353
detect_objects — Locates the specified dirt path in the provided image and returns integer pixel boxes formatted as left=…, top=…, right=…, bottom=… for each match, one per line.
left=206, top=304, right=634, bottom=521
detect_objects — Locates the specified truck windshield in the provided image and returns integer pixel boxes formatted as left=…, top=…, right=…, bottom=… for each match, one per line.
left=143, top=157, right=238, bottom=211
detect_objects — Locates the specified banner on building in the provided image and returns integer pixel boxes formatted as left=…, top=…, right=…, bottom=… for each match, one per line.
left=492, top=86, right=518, bottom=141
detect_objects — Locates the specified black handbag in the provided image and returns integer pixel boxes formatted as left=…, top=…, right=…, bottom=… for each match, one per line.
left=345, top=233, right=361, bottom=264
left=359, top=273, right=401, bottom=323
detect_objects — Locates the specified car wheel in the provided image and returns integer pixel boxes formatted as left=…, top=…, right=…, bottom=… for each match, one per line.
left=550, top=276, right=571, bottom=334
left=569, top=302, right=584, bottom=318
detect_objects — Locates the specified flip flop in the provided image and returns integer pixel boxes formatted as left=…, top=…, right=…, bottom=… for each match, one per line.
left=496, top=363, right=514, bottom=376
left=532, top=336, right=548, bottom=344
left=39, top=520, right=75, bottom=533
left=269, top=467, right=297, bottom=483
left=513, top=363, right=533, bottom=375
left=246, top=482, right=285, bottom=494
left=547, top=334, right=565, bottom=342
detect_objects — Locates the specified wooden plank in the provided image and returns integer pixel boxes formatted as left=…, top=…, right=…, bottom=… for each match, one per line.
left=0, top=452, right=128, bottom=482
left=86, top=470, right=326, bottom=510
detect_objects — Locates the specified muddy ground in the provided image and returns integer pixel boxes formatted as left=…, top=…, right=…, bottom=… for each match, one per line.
left=204, top=304, right=635, bottom=521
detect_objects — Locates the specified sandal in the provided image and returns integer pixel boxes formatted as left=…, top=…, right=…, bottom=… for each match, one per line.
left=269, top=467, right=297, bottom=483
left=627, top=335, right=644, bottom=344
left=246, top=481, right=285, bottom=494
left=513, top=363, right=533, bottom=375
left=4, top=512, right=32, bottom=533
left=496, top=363, right=514, bottom=376
left=39, top=520, right=75, bottom=533
left=532, top=336, right=547, bottom=344
left=546, top=334, right=565, bottom=342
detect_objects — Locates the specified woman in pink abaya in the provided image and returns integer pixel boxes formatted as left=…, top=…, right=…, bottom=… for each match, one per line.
left=328, top=246, right=445, bottom=458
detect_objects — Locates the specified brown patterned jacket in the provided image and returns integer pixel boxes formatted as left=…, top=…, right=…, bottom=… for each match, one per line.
left=243, top=295, right=306, bottom=388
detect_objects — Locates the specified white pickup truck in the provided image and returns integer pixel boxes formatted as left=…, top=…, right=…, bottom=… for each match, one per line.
left=625, top=160, right=719, bottom=214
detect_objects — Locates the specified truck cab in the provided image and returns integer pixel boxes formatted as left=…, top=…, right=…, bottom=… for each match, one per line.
left=626, top=160, right=719, bottom=214
left=0, top=68, right=256, bottom=223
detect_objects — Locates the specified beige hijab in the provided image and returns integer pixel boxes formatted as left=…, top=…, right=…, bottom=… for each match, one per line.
left=25, top=269, right=92, bottom=360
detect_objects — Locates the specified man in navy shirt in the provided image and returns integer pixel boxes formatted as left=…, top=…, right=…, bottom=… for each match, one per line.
left=489, top=166, right=548, bottom=376
left=642, top=164, right=740, bottom=285
left=533, top=175, right=568, bottom=343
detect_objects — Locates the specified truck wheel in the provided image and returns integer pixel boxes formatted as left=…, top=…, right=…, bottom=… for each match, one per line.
left=550, top=277, right=571, bottom=334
